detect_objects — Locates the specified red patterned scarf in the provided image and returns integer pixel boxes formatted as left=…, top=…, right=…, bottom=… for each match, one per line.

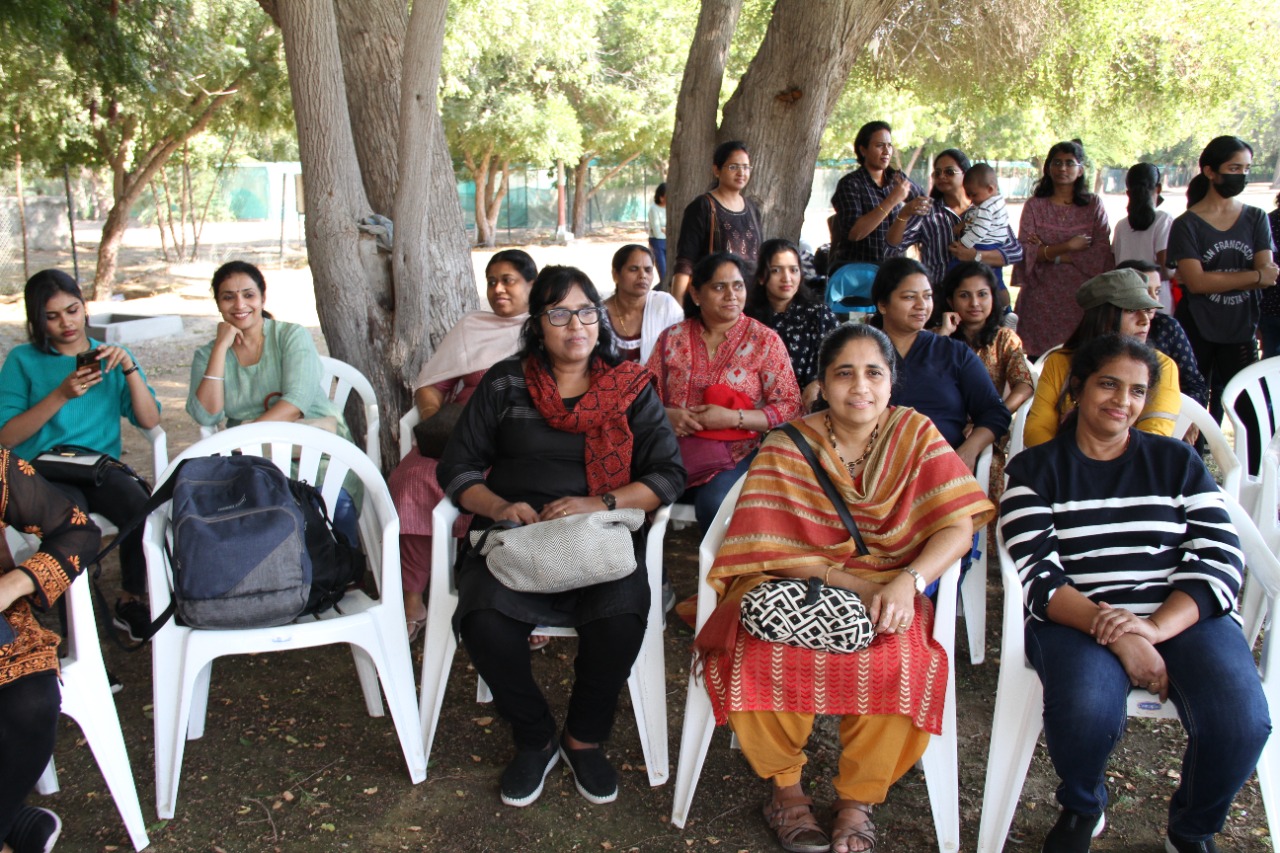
left=523, top=357, right=656, bottom=495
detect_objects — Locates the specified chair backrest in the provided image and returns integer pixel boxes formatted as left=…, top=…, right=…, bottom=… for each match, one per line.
left=694, top=473, right=749, bottom=632
left=1173, top=393, right=1241, bottom=500
left=318, top=356, right=381, bottom=470
left=399, top=408, right=420, bottom=461
left=147, top=423, right=397, bottom=605
left=1032, top=344, right=1063, bottom=367
left=1221, top=355, right=1280, bottom=477
left=1006, top=400, right=1032, bottom=465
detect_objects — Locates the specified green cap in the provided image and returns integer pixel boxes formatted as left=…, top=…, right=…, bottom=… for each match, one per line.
left=1075, top=269, right=1161, bottom=311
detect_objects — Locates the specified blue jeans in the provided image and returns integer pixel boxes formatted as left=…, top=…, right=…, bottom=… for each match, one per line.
left=682, top=451, right=756, bottom=535
left=649, top=237, right=667, bottom=282
left=1026, top=615, right=1270, bottom=840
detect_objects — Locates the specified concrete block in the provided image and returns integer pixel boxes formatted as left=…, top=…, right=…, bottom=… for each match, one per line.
left=88, top=313, right=184, bottom=345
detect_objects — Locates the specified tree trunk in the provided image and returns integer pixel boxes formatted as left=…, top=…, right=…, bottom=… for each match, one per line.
left=570, top=155, right=592, bottom=238
left=389, top=0, right=477, bottom=457
left=333, top=0, right=405, bottom=215
left=480, top=161, right=510, bottom=247
left=468, top=149, right=494, bottom=247
left=716, top=0, right=898, bottom=240
left=94, top=197, right=140, bottom=299
left=665, top=0, right=744, bottom=278
left=276, top=0, right=395, bottom=464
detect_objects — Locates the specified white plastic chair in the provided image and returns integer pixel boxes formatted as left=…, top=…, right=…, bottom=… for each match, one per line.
left=319, top=355, right=381, bottom=470
left=26, top=572, right=150, bottom=851
left=1257, top=431, right=1280, bottom=557
left=959, top=445, right=993, bottom=664
left=1005, top=400, right=1032, bottom=464
left=419, top=499, right=673, bottom=787
left=976, top=493, right=1280, bottom=853
left=142, top=423, right=426, bottom=819
left=1173, top=393, right=1241, bottom=500
left=398, top=407, right=420, bottom=461
left=198, top=357, right=381, bottom=471
left=670, top=474, right=966, bottom=853
left=1221, top=356, right=1280, bottom=520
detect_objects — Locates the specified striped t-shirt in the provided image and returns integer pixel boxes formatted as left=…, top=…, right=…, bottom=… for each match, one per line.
left=1000, top=427, right=1242, bottom=622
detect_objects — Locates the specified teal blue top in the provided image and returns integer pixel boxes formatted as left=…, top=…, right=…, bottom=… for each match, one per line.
left=0, top=338, right=160, bottom=460
left=186, top=319, right=346, bottom=435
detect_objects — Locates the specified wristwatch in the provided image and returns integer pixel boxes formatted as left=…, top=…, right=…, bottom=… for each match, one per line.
left=904, top=567, right=926, bottom=594
left=601, top=493, right=617, bottom=511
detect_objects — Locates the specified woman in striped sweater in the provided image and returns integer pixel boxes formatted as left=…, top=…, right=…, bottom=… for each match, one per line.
left=1000, top=334, right=1269, bottom=853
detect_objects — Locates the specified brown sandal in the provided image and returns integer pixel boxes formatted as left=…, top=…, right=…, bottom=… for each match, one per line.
left=830, top=800, right=876, bottom=853
left=762, top=794, right=831, bottom=853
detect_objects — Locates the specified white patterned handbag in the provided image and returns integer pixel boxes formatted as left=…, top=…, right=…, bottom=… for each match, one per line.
left=739, top=576, right=876, bottom=653
left=468, top=508, right=646, bottom=594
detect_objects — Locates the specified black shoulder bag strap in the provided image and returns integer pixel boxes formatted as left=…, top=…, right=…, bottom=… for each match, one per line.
left=777, top=422, right=869, bottom=557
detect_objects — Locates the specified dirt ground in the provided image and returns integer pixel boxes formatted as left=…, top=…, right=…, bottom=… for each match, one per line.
left=1, top=217, right=1274, bottom=852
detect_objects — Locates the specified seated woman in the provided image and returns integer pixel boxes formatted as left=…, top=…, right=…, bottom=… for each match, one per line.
left=389, top=249, right=535, bottom=640
left=695, top=324, right=992, bottom=853
left=0, top=448, right=101, bottom=853
left=869, top=258, right=1009, bottom=472
left=186, top=261, right=360, bottom=542
left=438, top=266, right=684, bottom=809
left=602, top=244, right=683, bottom=363
left=745, top=238, right=839, bottom=411
left=1000, top=335, right=1268, bottom=853
left=941, top=261, right=1034, bottom=539
left=1025, top=269, right=1180, bottom=448
left=0, top=269, right=161, bottom=642
left=647, top=252, right=801, bottom=533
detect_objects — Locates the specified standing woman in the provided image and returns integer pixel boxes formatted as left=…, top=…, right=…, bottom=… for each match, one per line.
left=1166, top=136, right=1278, bottom=463
left=885, top=148, right=1024, bottom=291
left=1012, top=140, right=1115, bottom=357
left=1112, top=163, right=1173, bottom=311
left=830, top=121, right=926, bottom=272
left=603, top=244, right=684, bottom=364
left=1264, top=192, right=1280, bottom=358
left=648, top=183, right=668, bottom=283
left=671, top=141, right=763, bottom=305
left=745, top=238, right=839, bottom=411
left=0, top=269, right=161, bottom=641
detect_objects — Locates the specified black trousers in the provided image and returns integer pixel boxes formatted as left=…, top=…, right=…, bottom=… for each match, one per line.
left=0, top=670, right=60, bottom=840
left=48, top=463, right=150, bottom=597
left=460, top=609, right=645, bottom=751
left=1176, top=304, right=1263, bottom=474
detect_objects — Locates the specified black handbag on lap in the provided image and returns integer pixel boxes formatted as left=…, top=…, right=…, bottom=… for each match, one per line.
left=30, top=445, right=111, bottom=487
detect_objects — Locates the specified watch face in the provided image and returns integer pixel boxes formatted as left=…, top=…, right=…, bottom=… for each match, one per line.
left=602, top=493, right=617, bottom=510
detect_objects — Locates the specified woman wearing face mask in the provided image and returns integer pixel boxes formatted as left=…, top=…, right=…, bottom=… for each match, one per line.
left=1166, top=136, right=1278, bottom=463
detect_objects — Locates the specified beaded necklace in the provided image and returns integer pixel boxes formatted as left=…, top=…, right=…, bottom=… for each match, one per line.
left=825, top=413, right=879, bottom=475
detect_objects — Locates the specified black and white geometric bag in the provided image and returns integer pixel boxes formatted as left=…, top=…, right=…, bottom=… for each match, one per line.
left=739, top=575, right=876, bottom=654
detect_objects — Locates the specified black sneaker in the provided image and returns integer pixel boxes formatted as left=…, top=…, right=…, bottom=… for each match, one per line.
left=499, top=741, right=559, bottom=808
left=108, top=670, right=123, bottom=694
left=6, top=805, right=62, bottom=853
left=113, top=599, right=150, bottom=642
left=559, top=735, right=618, bottom=804
left=1042, top=809, right=1104, bottom=853
left=1166, top=834, right=1220, bottom=853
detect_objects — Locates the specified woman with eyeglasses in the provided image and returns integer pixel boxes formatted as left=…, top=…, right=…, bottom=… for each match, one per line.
left=670, top=141, right=763, bottom=305
left=648, top=252, right=801, bottom=533
left=1166, top=136, right=1277, bottom=459
left=885, top=148, right=1024, bottom=294
left=437, top=265, right=684, bottom=809
left=1012, top=140, right=1115, bottom=358
left=389, top=249, right=535, bottom=642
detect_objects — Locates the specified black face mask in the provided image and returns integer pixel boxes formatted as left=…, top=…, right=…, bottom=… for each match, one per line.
left=1215, top=173, right=1248, bottom=198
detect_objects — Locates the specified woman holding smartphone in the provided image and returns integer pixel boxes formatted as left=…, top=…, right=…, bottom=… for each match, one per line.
left=0, top=270, right=161, bottom=644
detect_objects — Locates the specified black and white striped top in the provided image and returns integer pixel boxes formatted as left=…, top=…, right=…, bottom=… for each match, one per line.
left=1000, top=428, right=1242, bottom=622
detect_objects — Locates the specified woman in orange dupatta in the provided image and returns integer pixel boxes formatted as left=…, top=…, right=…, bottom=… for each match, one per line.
left=694, top=323, right=992, bottom=853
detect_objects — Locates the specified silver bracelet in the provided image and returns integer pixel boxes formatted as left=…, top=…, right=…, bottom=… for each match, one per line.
left=202, top=374, right=225, bottom=382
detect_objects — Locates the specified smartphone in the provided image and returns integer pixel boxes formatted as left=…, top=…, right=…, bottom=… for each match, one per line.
left=75, top=349, right=101, bottom=370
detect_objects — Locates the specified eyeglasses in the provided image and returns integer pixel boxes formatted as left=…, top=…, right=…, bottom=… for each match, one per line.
left=722, top=164, right=752, bottom=173
left=541, top=307, right=601, bottom=326
left=487, top=275, right=524, bottom=288
left=1050, top=159, right=1082, bottom=169
left=702, top=281, right=747, bottom=294
left=931, top=168, right=962, bottom=178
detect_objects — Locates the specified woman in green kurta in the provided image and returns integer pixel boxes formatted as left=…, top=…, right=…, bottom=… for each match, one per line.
left=186, top=261, right=361, bottom=540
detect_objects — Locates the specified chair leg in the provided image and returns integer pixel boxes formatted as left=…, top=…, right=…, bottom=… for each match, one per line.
left=35, top=758, right=59, bottom=795
left=976, top=676, right=1044, bottom=853
left=475, top=676, right=493, bottom=704
left=921, top=642, right=961, bottom=852
left=155, top=649, right=202, bottom=819
left=350, top=644, right=387, bottom=718
left=357, top=621, right=427, bottom=784
left=961, top=529, right=989, bottom=665
left=669, top=672, right=718, bottom=828
left=186, top=661, right=214, bottom=740
left=625, top=625, right=669, bottom=786
left=418, top=608, right=460, bottom=771
left=77, top=699, right=151, bottom=850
